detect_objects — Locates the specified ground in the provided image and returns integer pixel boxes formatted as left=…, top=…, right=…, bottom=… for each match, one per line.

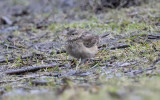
left=0, top=0, right=160, bottom=100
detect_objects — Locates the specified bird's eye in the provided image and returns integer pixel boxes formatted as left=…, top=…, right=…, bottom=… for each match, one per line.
left=71, top=33, right=75, bottom=35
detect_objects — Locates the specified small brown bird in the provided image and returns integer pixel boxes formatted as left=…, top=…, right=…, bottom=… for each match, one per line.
left=65, top=29, right=100, bottom=60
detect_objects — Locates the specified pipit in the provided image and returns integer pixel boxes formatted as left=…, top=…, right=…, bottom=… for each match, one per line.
left=65, top=29, right=100, bottom=60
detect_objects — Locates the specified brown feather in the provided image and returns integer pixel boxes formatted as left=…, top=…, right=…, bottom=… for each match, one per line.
left=82, top=34, right=99, bottom=48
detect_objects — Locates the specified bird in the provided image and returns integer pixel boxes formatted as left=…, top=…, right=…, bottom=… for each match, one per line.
left=65, top=29, right=100, bottom=60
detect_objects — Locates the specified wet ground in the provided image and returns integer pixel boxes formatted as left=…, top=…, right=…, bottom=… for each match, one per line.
left=0, top=0, right=160, bottom=100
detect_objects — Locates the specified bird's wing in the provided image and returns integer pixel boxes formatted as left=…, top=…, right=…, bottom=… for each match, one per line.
left=82, top=34, right=99, bottom=48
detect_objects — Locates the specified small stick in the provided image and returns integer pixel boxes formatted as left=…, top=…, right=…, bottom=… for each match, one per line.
left=110, top=44, right=130, bottom=50
left=5, top=63, right=63, bottom=75
left=98, top=44, right=130, bottom=49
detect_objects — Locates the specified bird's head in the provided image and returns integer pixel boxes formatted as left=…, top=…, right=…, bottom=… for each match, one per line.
left=66, top=29, right=83, bottom=41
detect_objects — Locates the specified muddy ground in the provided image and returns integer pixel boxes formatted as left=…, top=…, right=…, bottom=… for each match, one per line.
left=0, top=0, right=160, bottom=100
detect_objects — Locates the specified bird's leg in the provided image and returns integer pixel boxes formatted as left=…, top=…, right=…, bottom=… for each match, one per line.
left=81, top=59, right=88, bottom=64
left=75, top=59, right=92, bottom=69
left=79, top=58, right=91, bottom=66
left=76, top=58, right=81, bottom=70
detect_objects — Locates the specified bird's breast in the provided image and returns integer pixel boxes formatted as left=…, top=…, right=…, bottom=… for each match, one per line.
left=66, top=41, right=98, bottom=59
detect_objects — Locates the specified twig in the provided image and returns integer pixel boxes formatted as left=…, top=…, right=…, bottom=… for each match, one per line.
left=147, top=35, right=160, bottom=40
left=98, top=44, right=130, bottom=49
left=3, top=44, right=20, bottom=49
left=4, top=63, right=63, bottom=75
left=100, top=32, right=110, bottom=38
left=110, top=44, right=130, bottom=50
left=31, top=80, right=52, bottom=86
